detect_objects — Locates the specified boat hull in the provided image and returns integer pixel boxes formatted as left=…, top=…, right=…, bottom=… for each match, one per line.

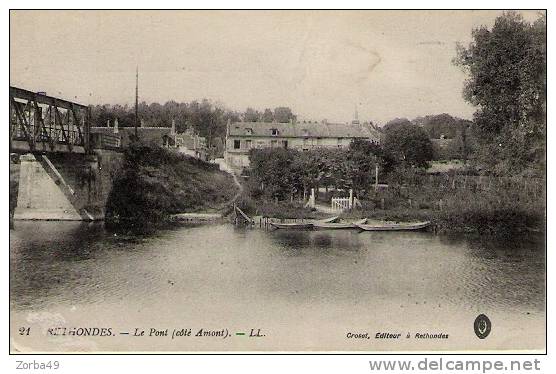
left=312, top=223, right=357, bottom=229
left=312, top=218, right=367, bottom=230
left=270, top=223, right=314, bottom=230
left=356, top=221, right=431, bottom=232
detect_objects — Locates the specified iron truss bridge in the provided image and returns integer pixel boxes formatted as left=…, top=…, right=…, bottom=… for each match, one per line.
left=10, top=86, right=91, bottom=154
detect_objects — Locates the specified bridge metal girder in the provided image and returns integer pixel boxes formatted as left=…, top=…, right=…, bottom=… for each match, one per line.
left=10, top=86, right=91, bottom=154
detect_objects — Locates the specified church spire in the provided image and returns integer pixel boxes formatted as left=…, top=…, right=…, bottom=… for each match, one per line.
left=352, top=104, right=360, bottom=125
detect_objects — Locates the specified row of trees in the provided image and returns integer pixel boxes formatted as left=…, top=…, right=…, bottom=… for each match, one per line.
left=243, top=107, right=296, bottom=123
left=248, top=133, right=432, bottom=201
left=248, top=141, right=379, bottom=201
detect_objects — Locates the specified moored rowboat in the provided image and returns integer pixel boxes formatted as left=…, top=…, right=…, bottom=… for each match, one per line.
left=270, top=222, right=314, bottom=230
left=355, top=220, right=431, bottom=231
left=313, top=217, right=367, bottom=230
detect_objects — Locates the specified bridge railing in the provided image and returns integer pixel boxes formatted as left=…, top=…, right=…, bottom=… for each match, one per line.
left=10, top=86, right=90, bottom=153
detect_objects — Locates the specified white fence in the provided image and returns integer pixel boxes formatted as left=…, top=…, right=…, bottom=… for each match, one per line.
left=331, top=189, right=354, bottom=211
left=331, top=197, right=351, bottom=212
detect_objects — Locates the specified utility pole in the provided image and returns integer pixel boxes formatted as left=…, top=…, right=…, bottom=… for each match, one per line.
left=134, top=65, right=139, bottom=139
left=375, top=163, right=379, bottom=191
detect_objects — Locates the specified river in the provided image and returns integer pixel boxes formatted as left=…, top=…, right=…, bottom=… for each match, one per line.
left=9, top=221, right=545, bottom=352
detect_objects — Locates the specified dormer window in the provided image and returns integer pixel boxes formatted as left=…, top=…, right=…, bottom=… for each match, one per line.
left=271, top=128, right=279, bottom=136
left=245, top=128, right=253, bottom=135
left=302, top=129, right=309, bottom=137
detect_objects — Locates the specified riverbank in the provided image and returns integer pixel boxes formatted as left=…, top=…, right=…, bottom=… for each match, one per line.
left=235, top=181, right=544, bottom=236
left=105, top=143, right=238, bottom=227
left=338, top=206, right=543, bottom=236
left=234, top=195, right=328, bottom=220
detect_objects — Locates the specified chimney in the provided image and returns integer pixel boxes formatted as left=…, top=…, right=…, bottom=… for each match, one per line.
left=107, top=119, right=111, bottom=128
left=171, top=119, right=176, bottom=136
left=113, top=118, right=119, bottom=134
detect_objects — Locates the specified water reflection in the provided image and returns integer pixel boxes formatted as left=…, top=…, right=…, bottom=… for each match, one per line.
left=269, top=230, right=365, bottom=254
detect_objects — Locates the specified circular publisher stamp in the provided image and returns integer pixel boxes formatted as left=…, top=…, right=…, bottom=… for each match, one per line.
left=474, top=314, right=492, bottom=339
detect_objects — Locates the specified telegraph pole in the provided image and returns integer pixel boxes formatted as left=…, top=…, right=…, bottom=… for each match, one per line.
left=134, top=66, right=139, bottom=139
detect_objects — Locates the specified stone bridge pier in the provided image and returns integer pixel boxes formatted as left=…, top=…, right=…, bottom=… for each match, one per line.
left=11, top=150, right=123, bottom=221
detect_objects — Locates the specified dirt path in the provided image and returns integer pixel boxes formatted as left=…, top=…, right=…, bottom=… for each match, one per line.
left=229, top=171, right=243, bottom=203
left=313, top=203, right=337, bottom=215
left=211, top=158, right=243, bottom=206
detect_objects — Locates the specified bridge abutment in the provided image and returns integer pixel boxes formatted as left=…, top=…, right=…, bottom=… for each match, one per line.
left=11, top=150, right=124, bottom=221
left=13, top=153, right=83, bottom=220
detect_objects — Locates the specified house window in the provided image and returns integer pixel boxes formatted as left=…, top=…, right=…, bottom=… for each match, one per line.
left=245, top=140, right=252, bottom=149
left=233, top=139, right=240, bottom=149
left=282, top=140, right=288, bottom=149
left=271, top=140, right=277, bottom=148
left=271, top=128, right=279, bottom=136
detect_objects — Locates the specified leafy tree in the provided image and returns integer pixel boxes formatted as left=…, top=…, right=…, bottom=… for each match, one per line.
left=383, top=122, right=434, bottom=168
left=347, top=139, right=396, bottom=194
left=291, top=150, right=322, bottom=199
left=412, top=114, right=471, bottom=139
left=248, top=148, right=302, bottom=201
left=273, top=107, right=296, bottom=123
left=262, top=108, right=274, bottom=123
left=454, top=11, right=546, bottom=175
left=383, top=118, right=412, bottom=132
left=243, top=108, right=261, bottom=122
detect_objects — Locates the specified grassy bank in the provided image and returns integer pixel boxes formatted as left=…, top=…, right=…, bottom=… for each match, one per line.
left=235, top=195, right=326, bottom=220
left=343, top=181, right=544, bottom=235
left=236, top=173, right=544, bottom=236
left=105, top=143, right=238, bottom=226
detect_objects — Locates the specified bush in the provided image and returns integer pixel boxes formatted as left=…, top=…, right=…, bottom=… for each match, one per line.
left=348, top=170, right=544, bottom=235
left=105, top=143, right=238, bottom=225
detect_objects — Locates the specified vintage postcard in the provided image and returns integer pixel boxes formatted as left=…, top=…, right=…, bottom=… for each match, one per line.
left=9, top=9, right=546, bottom=353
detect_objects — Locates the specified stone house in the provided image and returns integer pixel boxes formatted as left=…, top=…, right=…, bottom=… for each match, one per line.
left=224, top=118, right=381, bottom=170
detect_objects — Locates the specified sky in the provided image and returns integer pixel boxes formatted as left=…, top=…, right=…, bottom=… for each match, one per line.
left=10, top=10, right=543, bottom=124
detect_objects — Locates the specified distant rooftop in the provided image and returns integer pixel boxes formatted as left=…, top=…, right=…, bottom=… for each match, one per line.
left=228, top=121, right=379, bottom=139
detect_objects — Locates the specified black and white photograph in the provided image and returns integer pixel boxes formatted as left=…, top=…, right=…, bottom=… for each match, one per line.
left=7, top=8, right=547, bottom=356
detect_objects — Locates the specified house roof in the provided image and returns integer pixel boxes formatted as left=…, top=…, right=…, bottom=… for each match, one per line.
left=228, top=121, right=379, bottom=139
left=91, top=126, right=173, bottom=146
left=91, top=126, right=172, bottom=136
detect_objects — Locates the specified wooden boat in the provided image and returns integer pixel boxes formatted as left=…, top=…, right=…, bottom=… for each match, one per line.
left=355, top=220, right=431, bottom=232
left=270, top=222, right=314, bottom=230
left=313, top=217, right=367, bottom=230
left=269, top=216, right=338, bottom=230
